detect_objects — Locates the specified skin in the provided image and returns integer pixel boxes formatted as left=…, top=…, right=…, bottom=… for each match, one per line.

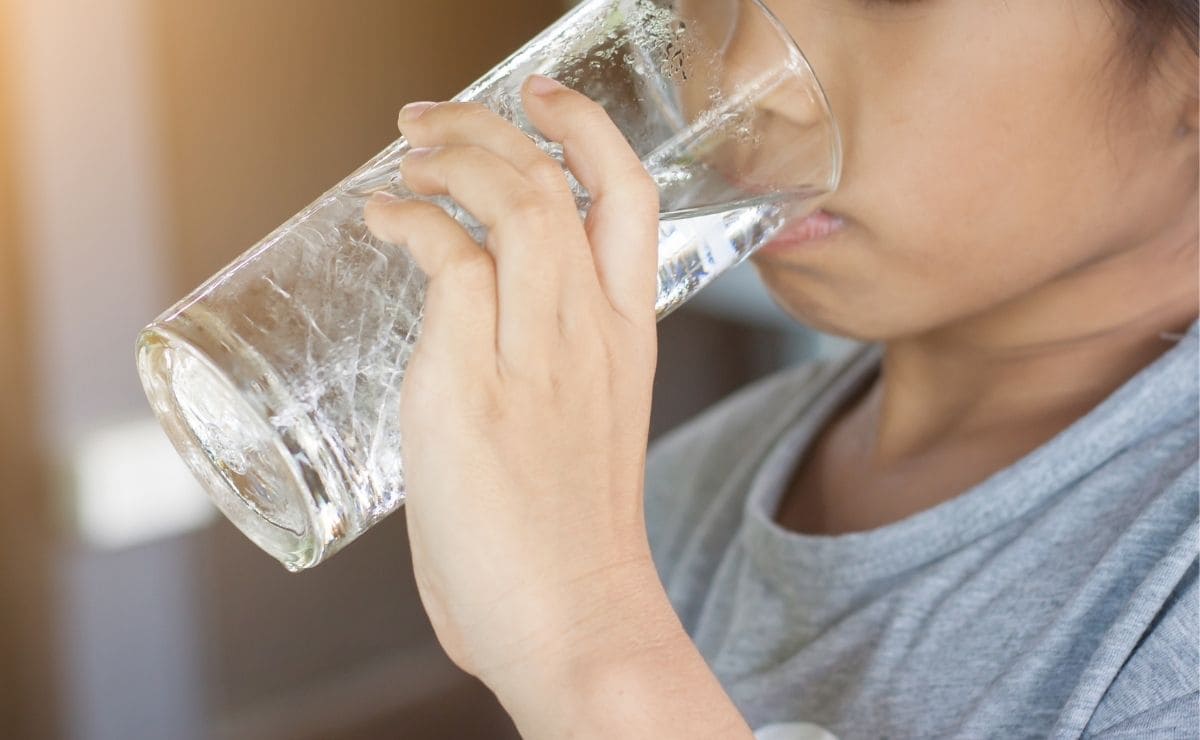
left=362, top=1, right=1198, bottom=736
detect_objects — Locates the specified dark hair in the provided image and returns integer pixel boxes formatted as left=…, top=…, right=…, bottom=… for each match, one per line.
left=1113, top=0, right=1199, bottom=71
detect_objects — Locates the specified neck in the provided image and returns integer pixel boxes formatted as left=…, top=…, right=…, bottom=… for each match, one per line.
left=864, top=216, right=1198, bottom=467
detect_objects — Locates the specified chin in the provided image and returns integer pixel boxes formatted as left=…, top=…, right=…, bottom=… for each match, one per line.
left=751, top=262, right=874, bottom=341
left=758, top=279, right=925, bottom=344
left=766, top=293, right=875, bottom=341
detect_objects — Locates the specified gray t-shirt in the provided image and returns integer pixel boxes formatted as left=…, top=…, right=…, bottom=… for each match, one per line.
left=644, top=319, right=1199, bottom=739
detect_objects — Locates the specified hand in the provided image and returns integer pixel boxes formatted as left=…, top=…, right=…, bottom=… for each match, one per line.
left=362, top=76, right=670, bottom=691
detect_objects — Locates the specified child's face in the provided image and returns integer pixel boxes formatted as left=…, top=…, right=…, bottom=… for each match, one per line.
left=744, top=0, right=1198, bottom=340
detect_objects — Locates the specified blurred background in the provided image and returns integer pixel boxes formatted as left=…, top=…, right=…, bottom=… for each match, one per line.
left=0, top=0, right=850, bottom=737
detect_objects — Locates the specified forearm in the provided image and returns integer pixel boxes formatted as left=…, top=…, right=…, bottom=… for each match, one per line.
left=489, top=586, right=754, bottom=739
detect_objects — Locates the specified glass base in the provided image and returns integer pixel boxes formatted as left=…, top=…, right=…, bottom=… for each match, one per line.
left=136, top=318, right=351, bottom=570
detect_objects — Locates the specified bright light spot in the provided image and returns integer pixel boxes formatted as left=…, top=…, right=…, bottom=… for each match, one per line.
left=73, top=418, right=216, bottom=549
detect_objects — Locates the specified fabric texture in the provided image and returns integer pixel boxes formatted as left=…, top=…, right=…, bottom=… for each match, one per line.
left=644, top=319, right=1199, bottom=739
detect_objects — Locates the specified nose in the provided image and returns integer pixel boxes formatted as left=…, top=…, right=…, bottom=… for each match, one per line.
left=751, top=1, right=856, bottom=195
left=721, top=0, right=844, bottom=197
left=663, top=0, right=845, bottom=206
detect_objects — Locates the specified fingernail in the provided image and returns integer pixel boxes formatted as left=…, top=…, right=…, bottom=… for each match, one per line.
left=399, top=101, right=436, bottom=122
left=526, top=74, right=565, bottom=96
left=368, top=191, right=400, bottom=207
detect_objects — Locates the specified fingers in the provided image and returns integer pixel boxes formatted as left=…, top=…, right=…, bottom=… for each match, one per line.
left=398, top=144, right=597, bottom=360
left=521, top=76, right=660, bottom=326
left=398, top=102, right=598, bottom=277
left=362, top=195, right=497, bottom=371
left=376, top=84, right=658, bottom=378
left=399, top=101, right=574, bottom=195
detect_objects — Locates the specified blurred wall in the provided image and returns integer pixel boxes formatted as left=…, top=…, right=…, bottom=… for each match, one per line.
left=0, top=0, right=57, bottom=735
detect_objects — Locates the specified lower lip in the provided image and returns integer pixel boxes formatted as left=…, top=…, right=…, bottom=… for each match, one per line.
left=756, top=211, right=845, bottom=256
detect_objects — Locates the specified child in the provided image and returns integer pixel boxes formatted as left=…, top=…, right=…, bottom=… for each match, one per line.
left=364, top=1, right=1198, bottom=737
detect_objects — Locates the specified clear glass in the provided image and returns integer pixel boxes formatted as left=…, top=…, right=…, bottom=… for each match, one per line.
left=136, top=0, right=841, bottom=571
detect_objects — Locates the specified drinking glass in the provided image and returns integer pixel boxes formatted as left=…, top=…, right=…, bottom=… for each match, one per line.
left=136, top=0, right=841, bottom=571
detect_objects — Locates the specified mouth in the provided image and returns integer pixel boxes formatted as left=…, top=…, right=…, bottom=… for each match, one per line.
left=755, top=209, right=846, bottom=257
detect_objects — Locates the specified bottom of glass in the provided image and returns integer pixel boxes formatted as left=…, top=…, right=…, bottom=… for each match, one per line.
left=136, top=320, right=335, bottom=571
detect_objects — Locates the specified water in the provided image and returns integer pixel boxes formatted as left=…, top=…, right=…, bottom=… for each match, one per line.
left=655, top=197, right=789, bottom=318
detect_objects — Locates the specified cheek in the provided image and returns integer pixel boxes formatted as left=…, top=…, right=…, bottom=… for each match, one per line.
left=756, top=101, right=1123, bottom=340
left=831, top=85, right=1127, bottom=332
left=881, top=104, right=1126, bottom=290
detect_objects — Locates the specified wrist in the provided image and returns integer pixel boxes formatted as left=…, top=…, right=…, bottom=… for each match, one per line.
left=486, top=570, right=753, bottom=740
left=479, top=559, right=676, bottom=692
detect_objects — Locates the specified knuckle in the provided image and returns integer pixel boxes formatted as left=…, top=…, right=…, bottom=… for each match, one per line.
left=458, top=102, right=492, bottom=120
left=527, top=158, right=567, bottom=189
left=508, top=189, right=552, bottom=220
left=445, top=251, right=493, bottom=282
left=438, top=144, right=473, bottom=167
left=457, top=144, right=503, bottom=172
left=623, top=167, right=660, bottom=207
left=578, top=105, right=622, bottom=143
left=574, top=95, right=611, bottom=124
left=442, top=102, right=498, bottom=132
left=423, top=101, right=483, bottom=123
